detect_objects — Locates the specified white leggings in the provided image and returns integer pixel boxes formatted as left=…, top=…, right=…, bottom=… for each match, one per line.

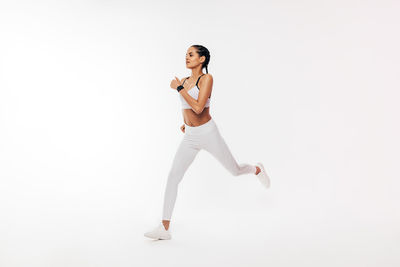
left=162, top=118, right=257, bottom=221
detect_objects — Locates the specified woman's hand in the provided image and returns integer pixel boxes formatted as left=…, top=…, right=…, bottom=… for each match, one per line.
left=180, top=124, right=185, bottom=133
left=170, top=76, right=182, bottom=90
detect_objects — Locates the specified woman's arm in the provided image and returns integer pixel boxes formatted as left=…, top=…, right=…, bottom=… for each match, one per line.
left=179, top=74, right=213, bottom=114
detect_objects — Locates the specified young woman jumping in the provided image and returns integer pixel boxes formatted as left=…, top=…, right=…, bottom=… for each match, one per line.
left=144, top=44, right=270, bottom=240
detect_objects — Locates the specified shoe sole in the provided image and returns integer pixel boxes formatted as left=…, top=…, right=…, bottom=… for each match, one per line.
left=144, top=233, right=171, bottom=240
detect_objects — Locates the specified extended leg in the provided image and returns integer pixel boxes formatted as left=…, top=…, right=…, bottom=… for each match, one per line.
left=203, top=129, right=257, bottom=176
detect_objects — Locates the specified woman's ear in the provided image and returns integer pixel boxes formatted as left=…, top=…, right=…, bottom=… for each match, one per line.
left=200, top=55, right=205, bottom=64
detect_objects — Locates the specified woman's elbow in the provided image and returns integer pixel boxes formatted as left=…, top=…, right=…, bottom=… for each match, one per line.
left=194, top=105, right=204, bottom=114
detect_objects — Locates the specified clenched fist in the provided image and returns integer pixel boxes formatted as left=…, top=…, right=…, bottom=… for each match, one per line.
left=170, top=76, right=182, bottom=90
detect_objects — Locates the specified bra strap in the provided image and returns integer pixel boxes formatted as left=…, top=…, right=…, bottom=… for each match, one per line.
left=195, top=74, right=206, bottom=87
left=182, top=77, right=189, bottom=85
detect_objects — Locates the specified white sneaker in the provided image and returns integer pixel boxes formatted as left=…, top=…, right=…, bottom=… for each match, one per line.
left=144, top=223, right=172, bottom=240
left=256, top=162, right=270, bottom=189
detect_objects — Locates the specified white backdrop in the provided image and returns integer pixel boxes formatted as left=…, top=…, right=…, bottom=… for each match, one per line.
left=0, top=0, right=399, bottom=266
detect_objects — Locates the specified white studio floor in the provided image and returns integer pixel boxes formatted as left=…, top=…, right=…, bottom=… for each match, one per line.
left=1, top=173, right=398, bottom=267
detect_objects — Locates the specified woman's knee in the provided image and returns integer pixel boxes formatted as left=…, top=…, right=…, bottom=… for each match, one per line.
left=229, top=166, right=241, bottom=176
left=166, top=168, right=184, bottom=186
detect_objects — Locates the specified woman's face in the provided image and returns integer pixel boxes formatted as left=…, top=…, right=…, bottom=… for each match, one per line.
left=186, top=47, right=204, bottom=69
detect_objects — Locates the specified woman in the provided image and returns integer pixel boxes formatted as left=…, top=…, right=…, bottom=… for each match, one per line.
left=144, top=45, right=270, bottom=240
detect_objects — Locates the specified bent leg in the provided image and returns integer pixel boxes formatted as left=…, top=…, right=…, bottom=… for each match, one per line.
left=203, top=129, right=256, bottom=176
left=162, top=137, right=200, bottom=221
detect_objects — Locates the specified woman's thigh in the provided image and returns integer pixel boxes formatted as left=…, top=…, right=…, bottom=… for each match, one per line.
left=169, top=135, right=201, bottom=177
left=200, top=129, right=241, bottom=173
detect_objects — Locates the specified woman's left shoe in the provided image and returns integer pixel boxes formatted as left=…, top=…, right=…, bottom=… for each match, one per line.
left=256, top=162, right=270, bottom=189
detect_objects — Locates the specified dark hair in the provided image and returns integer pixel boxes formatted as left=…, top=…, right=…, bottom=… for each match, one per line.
left=191, top=45, right=210, bottom=74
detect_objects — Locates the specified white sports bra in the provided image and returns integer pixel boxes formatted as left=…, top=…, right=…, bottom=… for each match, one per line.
left=179, top=74, right=211, bottom=109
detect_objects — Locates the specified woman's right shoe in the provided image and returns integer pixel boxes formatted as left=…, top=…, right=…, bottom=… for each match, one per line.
left=144, top=223, right=172, bottom=240
left=256, top=162, right=270, bottom=189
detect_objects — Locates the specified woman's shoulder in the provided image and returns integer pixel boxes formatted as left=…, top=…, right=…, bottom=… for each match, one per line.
left=204, top=74, right=213, bottom=83
left=202, top=73, right=213, bottom=80
left=198, top=74, right=213, bottom=88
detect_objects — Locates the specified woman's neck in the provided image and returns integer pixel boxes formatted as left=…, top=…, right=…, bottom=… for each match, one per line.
left=190, top=71, right=204, bottom=80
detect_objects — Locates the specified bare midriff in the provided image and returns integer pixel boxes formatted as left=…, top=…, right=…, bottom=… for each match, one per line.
left=182, top=107, right=212, bottom=127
